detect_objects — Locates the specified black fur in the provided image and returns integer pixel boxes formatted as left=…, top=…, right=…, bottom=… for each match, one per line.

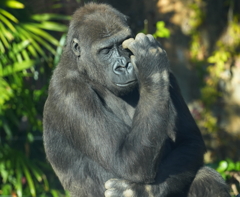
left=43, top=3, right=230, bottom=197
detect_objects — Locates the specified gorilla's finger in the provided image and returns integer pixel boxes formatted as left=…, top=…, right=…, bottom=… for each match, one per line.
left=123, top=189, right=136, bottom=197
left=122, top=38, right=135, bottom=49
left=105, top=179, right=129, bottom=190
left=122, top=38, right=141, bottom=55
left=135, top=33, right=146, bottom=41
left=105, top=188, right=118, bottom=197
left=146, top=34, right=155, bottom=42
left=146, top=34, right=164, bottom=48
left=105, top=179, right=117, bottom=189
left=130, top=56, right=138, bottom=73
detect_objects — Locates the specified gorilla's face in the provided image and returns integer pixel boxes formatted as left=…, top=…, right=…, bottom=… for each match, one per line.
left=70, top=25, right=137, bottom=96
left=94, top=31, right=137, bottom=96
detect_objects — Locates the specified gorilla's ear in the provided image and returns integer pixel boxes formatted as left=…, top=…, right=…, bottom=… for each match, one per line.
left=71, top=38, right=81, bottom=57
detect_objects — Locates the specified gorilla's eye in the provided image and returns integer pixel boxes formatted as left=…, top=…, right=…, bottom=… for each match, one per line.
left=118, top=44, right=132, bottom=56
left=101, top=47, right=112, bottom=55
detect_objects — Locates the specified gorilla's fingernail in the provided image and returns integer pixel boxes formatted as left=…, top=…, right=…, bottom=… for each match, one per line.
left=104, top=190, right=114, bottom=197
left=135, top=33, right=145, bottom=40
left=123, top=189, right=135, bottom=197
left=122, top=38, right=134, bottom=49
left=105, top=180, right=113, bottom=189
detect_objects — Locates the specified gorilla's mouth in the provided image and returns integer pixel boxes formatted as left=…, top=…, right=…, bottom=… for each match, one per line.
left=116, top=80, right=137, bottom=87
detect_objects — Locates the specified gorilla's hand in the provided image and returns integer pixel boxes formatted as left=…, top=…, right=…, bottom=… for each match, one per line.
left=105, top=179, right=154, bottom=197
left=105, top=179, right=137, bottom=197
left=122, top=33, right=169, bottom=84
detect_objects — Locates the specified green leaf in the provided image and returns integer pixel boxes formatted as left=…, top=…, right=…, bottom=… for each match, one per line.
left=16, top=26, right=46, bottom=56
left=51, top=189, right=59, bottom=197
left=54, top=34, right=66, bottom=65
left=5, top=0, right=24, bottom=9
left=29, top=37, right=46, bottom=56
left=0, top=39, right=5, bottom=52
left=23, top=23, right=59, bottom=46
left=208, top=55, right=216, bottom=63
left=21, top=160, right=36, bottom=197
left=226, top=160, right=235, bottom=171
left=34, top=21, right=68, bottom=32
left=236, top=162, right=240, bottom=171
left=31, top=13, right=71, bottom=21
left=30, top=32, right=56, bottom=54
left=27, top=132, right=34, bottom=143
left=0, top=78, right=13, bottom=105
left=0, top=24, right=11, bottom=48
left=27, top=45, right=38, bottom=58
left=220, top=173, right=227, bottom=180
left=2, top=121, right=13, bottom=139
left=156, top=21, right=165, bottom=29
left=0, top=8, right=18, bottom=23
left=1, top=184, right=12, bottom=195
left=22, top=49, right=30, bottom=60
left=15, top=161, right=23, bottom=197
left=153, top=21, right=170, bottom=38
left=1, top=165, right=9, bottom=183
left=28, top=164, right=43, bottom=183
left=0, top=13, right=16, bottom=32
left=216, top=160, right=228, bottom=173
left=42, top=174, right=49, bottom=191
left=0, top=21, right=14, bottom=41
left=10, top=40, right=30, bottom=55
left=2, top=60, right=35, bottom=77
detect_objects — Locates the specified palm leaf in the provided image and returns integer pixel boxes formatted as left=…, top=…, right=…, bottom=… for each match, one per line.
left=2, top=60, right=35, bottom=77
left=31, top=13, right=71, bottom=21
left=0, top=13, right=16, bottom=32
left=0, top=23, right=10, bottom=48
left=0, top=21, right=14, bottom=41
left=21, top=159, right=36, bottom=197
left=30, top=32, right=56, bottom=55
left=0, top=8, right=18, bottom=23
left=22, top=23, right=59, bottom=46
left=54, top=33, right=66, bottom=65
left=16, top=26, right=46, bottom=56
left=34, top=21, right=68, bottom=32
left=3, top=0, right=24, bottom=9
left=15, top=161, right=23, bottom=197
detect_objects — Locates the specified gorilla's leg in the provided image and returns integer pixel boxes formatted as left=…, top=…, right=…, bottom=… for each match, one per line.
left=188, top=166, right=230, bottom=197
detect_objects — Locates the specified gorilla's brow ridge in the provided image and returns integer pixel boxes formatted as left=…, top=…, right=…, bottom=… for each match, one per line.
left=100, top=27, right=112, bottom=38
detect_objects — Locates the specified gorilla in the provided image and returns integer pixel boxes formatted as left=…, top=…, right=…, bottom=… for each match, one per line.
left=43, top=3, right=230, bottom=197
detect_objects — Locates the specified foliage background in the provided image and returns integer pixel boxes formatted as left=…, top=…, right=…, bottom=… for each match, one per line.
left=0, top=0, right=239, bottom=196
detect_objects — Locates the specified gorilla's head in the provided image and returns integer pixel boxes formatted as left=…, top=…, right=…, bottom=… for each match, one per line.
left=66, top=3, right=137, bottom=96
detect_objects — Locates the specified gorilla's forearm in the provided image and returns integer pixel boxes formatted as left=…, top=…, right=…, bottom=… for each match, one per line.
left=105, top=82, right=206, bottom=197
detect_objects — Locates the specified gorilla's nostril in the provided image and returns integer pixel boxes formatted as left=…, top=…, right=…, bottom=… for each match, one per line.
left=126, top=63, right=133, bottom=73
left=127, top=63, right=132, bottom=69
left=113, top=65, right=126, bottom=75
left=116, top=65, right=125, bottom=71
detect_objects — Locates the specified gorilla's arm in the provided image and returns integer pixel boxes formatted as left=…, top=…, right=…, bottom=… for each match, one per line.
left=150, top=73, right=206, bottom=196
left=105, top=74, right=206, bottom=197
left=105, top=34, right=206, bottom=196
